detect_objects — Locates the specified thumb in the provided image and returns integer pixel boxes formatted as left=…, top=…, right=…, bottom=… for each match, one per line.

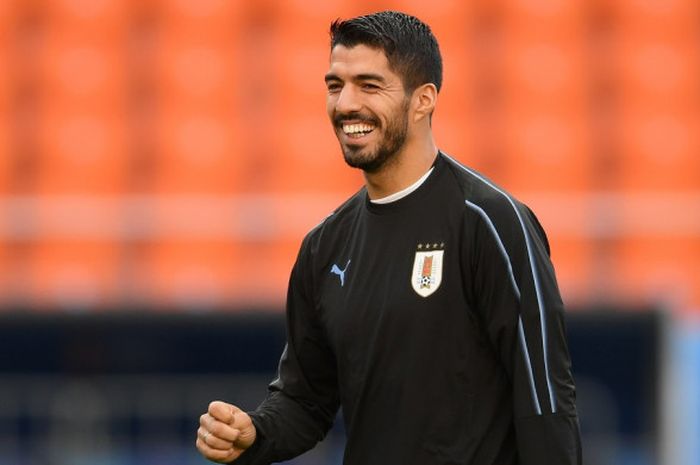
left=232, top=411, right=256, bottom=449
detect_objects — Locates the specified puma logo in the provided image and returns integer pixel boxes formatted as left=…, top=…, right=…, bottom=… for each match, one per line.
left=330, top=260, right=351, bottom=287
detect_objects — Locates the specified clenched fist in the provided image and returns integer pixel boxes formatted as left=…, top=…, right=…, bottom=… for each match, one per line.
left=197, top=401, right=257, bottom=463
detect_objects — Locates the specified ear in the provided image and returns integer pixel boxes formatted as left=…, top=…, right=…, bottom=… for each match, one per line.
left=411, top=83, right=438, bottom=123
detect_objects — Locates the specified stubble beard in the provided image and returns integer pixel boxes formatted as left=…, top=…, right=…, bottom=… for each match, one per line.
left=336, top=100, right=410, bottom=174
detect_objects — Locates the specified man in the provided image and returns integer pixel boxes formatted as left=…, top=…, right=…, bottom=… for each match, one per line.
left=197, top=10, right=581, bottom=465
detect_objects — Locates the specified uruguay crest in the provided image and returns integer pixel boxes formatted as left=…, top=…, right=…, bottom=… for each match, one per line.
left=411, top=242, right=444, bottom=297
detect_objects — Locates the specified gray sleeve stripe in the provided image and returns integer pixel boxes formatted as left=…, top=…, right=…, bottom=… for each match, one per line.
left=465, top=200, right=542, bottom=416
left=464, top=201, right=521, bottom=299
left=446, top=152, right=556, bottom=414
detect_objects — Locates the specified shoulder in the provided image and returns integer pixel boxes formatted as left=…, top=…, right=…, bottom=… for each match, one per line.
left=440, top=152, right=549, bottom=253
left=299, top=188, right=365, bottom=256
left=440, top=151, right=529, bottom=225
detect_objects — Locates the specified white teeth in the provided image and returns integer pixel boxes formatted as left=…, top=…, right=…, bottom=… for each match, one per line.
left=342, top=123, right=375, bottom=135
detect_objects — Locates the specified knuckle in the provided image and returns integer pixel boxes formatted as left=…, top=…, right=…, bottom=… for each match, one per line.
left=232, top=412, right=249, bottom=427
left=234, top=411, right=252, bottom=428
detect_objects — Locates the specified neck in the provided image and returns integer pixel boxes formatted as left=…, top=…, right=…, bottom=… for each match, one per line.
left=364, top=135, right=438, bottom=200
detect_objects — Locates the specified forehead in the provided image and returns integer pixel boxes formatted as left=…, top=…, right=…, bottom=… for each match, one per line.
left=327, top=44, right=396, bottom=79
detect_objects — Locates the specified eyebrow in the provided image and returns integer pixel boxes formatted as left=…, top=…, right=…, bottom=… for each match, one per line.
left=324, top=73, right=340, bottom=83
left=324, top=73, right=387, bottom=84
left=354, top=73, right=387, bottom=83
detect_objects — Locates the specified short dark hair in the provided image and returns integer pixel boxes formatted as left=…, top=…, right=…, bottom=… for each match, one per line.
left=329, top=11, right=443, bottom=94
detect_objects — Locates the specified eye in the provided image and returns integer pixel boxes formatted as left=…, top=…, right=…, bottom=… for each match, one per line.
left=362, top=83, right=380, bottom=92
left=326, top=82, right=342, bottom=93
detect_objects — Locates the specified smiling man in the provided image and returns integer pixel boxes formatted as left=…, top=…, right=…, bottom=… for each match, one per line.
left=197, top=11, right=582, bottom=465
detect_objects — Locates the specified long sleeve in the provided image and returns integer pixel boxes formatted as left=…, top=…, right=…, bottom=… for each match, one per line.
left=466, top=197, right=582, bottom=465
left=238, top=235, right=340, bottom=464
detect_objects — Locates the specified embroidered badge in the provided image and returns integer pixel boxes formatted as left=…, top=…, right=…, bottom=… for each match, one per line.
left=411, top=242, right=444, bottom=297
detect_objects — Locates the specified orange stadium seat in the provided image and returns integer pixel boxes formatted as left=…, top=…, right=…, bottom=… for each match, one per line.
left=266, top=115, right=362, bottom=193
left=156, top=0, right=245, bottom=39
left=43, top=0, right=129, bottom=45
left=0, top=22, right=10, bottom=108
left=611, top=0, right=699, bottom=35
left=37, top=28, right=129, bottom=194
left=499, top=108, right=592, bottom=192
left=270, top=5, right=338, bottom=116
left=155, top=36, right=243, bottom=111
left=614, top=35, right=699, bottom=108
left=434, top=44, right=473, bottom=160
left=152, top=108, right=246, bottom=193
left=26, top=240, right=121, bottom=310
left=0, top=118, right=11, bottom=194
left=152, top=7, right=258, bottom=192
left=498, top=28, right=591, bottom=192
left=39, top=35, right=127, bottom=112
left=35, top=111, right=128, bottom=194
left=502, top=35, right=588, bottom=109
left=433, top=114, right=478, bottom=168
left=501, top=0, right=585, bottom=36
left=229, top=240, right=298, bottom=307
left=139, top=239, right=239, bottom=309
left=548, top=236, right=595, bottom=308
left=439, top=42, right=472, bottom=101
left=266, top=189, right=345, bottom=243
left=0, top=8, right=15, bottom=195
left=616, top=109, right=699, bottom=190
left=441, top=3, right=504, bottom=174
left=275, top=0, right=370, bottom=42
left=0, top=0, right=15, bottom=24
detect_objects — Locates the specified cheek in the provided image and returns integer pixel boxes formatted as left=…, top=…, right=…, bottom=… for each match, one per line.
left=326, top=98, right=337, bottom=121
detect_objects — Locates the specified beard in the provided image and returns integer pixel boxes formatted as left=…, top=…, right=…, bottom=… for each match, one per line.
left=333, top=99, right=410, bottom=174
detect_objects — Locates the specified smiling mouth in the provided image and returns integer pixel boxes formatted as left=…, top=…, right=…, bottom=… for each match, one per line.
left=342, top=122, right=376, bottom=139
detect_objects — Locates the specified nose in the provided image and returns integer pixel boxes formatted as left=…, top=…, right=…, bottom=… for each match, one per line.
left=333, top=85, right=362, bottom=115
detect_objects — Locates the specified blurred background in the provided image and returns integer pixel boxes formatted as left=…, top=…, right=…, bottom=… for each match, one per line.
left=0, top=0, right=698, bottom=464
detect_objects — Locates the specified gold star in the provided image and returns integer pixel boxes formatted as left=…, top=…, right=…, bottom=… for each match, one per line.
left=417, top=243, right=423, bottom=249
left=433, top=243, right=438, bottom=248
left=440, top=242, right=445, bottom=248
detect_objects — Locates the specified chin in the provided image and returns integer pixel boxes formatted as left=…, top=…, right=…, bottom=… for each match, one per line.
left=344, top=153, right=388, bottom=173
left=344, top=154, right=374, bottom=169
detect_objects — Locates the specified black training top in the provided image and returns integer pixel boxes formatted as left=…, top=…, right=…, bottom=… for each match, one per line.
left=238, top=152, right=581, bottom=465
